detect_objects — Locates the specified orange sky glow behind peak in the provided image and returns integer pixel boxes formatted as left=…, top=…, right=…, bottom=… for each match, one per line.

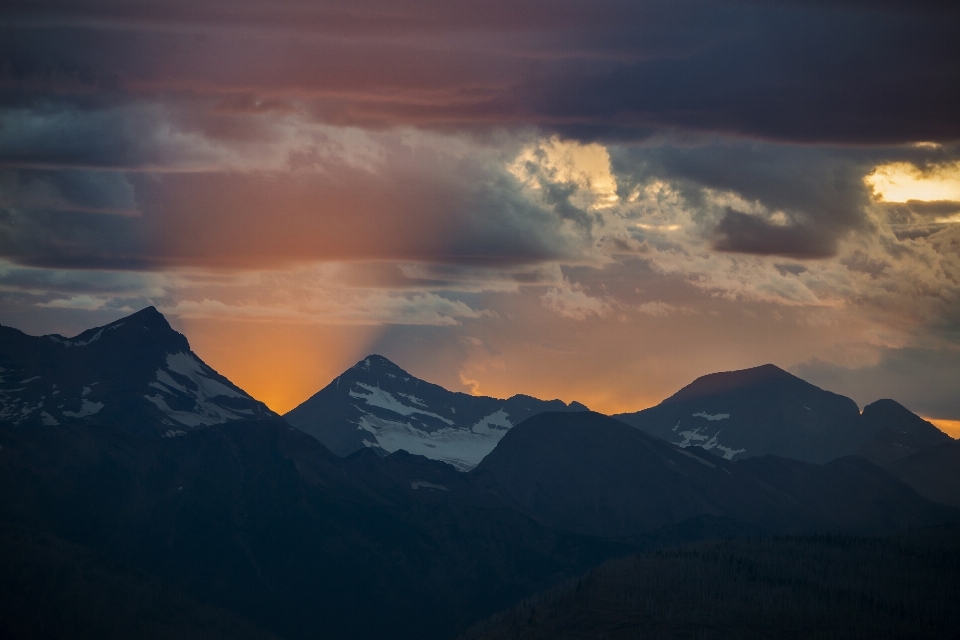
left=178, top=317, right=666, bottom=416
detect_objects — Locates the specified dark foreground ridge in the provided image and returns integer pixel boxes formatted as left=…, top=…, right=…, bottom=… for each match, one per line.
left=461, top=525, right=960, bottom=640
left=0, top=525, right=278, bottom=640
left=472, top=412, right=957, bottom=538
left=0, top=418, right=623, bottom=640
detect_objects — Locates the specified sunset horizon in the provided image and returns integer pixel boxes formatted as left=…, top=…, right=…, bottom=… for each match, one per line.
left=2, top=2, right=959, bottom=637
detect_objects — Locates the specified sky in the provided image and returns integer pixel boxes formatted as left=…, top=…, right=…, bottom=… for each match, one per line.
left=1, top=0, right=959, bottom=433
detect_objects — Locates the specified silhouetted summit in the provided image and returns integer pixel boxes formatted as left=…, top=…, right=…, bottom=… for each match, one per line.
left=663, top=364, right=800, bottom=404
left=856, top=399, right=952, bottom=465
left=617, top=365, right=952, bottom=466
left=616, top=364, right=867, bottom=463
left=0, top=307, right=277, bottom=435
left=284, top=355, right=588, bottom=470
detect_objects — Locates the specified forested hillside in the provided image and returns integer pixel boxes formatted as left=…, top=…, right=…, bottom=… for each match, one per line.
left=462, top=526, right=960, bottom=640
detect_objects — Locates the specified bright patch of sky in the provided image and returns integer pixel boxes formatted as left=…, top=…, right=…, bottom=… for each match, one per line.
left=866, top=161, right=960, bottom=205
left=509, top=136, right=620, bottom=209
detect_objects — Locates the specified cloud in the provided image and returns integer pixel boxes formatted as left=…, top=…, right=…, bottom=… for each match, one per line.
left=0, top=120, right=591, bottom=270
left=540, top=279, right=611, bottom=320
left=0, top=170, right=139, bottom=216
left=636, top=301, right=681, bottom=317
left=713, top=208, right=837, bottom=258
left=3, top=1, right=959, bottom=144
left=36, top=294, right=109, bottom=310
left=610, top=140, right=880, bottom=258
left=165, top=293, right=483, bottom=326
left=459, top=372, right=482, bottom=396
left=5, top=129, right=951, bottom=347
left=894, top=200, right=960, bottom=221
left=0, top=261, right=164, bottom=296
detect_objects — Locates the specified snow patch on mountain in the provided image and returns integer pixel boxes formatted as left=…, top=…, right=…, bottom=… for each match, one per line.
left=285, top=354, right=589, bottom=469
left=396, top=392, right=428, bottom=408
left=411, top=480, right=449, bottom=491
left=358, top=409, right=514, bottom=471
left=350, top=382, right=454, bottom=425
left=470, top=409, right=512, bottom=433
left=144, top=351, right=257, bottom=427
left=165, top=352, right=246, bottom=399
left=692, top=412, right=730, bottom=421
left=674, top=426, right=745, bottom=460
left=144, top=394, right=249, bottom=427
left=46, top=322, right=126, bottom=348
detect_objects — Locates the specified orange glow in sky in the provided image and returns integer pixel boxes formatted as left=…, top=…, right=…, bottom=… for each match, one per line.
left=177, top=318, right=381, bottom=414
left=925, top=418, right=960, bottom=439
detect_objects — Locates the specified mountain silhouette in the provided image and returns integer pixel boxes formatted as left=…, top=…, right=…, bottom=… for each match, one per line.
left=285, top=354, right=587, bottom=470
left=615, top=364, right=950, bottom=464
left=0, top=307, right=278, bottom=436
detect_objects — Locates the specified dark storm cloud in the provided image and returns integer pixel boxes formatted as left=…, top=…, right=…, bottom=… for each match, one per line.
left=905, top=200, right=960, bottom=217
left=610, top=141, right=891, bottom=258
left=712, top=208, right=836, bottom=258
left=0, top=167, right=155, bottom=270
left=0, top=203, right=154, bottom=270
left=0, top=169, right=138, bottom=215
left=613, top=139, right=960, bottom=259
left=2, top=0, right=959, bottom=145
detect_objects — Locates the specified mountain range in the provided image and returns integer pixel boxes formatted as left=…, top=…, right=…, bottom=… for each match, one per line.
left=1, top=307, right=958, bottom=639
left=472, top=411, right=954, bottom=538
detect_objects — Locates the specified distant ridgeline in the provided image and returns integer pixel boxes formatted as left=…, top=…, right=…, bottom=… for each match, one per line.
left=614, top=364, right=953, bottom=465
left=0, top=307, right=958, bottom=640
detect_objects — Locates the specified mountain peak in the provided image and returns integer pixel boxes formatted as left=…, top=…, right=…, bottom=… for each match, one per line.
left=352, top=354, right=409, bottom=374
left=663, top=364, right=797, bottom=404
left=286, top=355, right=590, bottom=470
left=856, top=398, right=952, bottom=464
left=862, top=398, right=916, bottom=419
left=1, top=306, right=276, bottom=434
left=63, top=306, right=187, bottom=352
left=120, top=305, right=165, bottom=323
left=616, top=364, right=863, bottom=463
